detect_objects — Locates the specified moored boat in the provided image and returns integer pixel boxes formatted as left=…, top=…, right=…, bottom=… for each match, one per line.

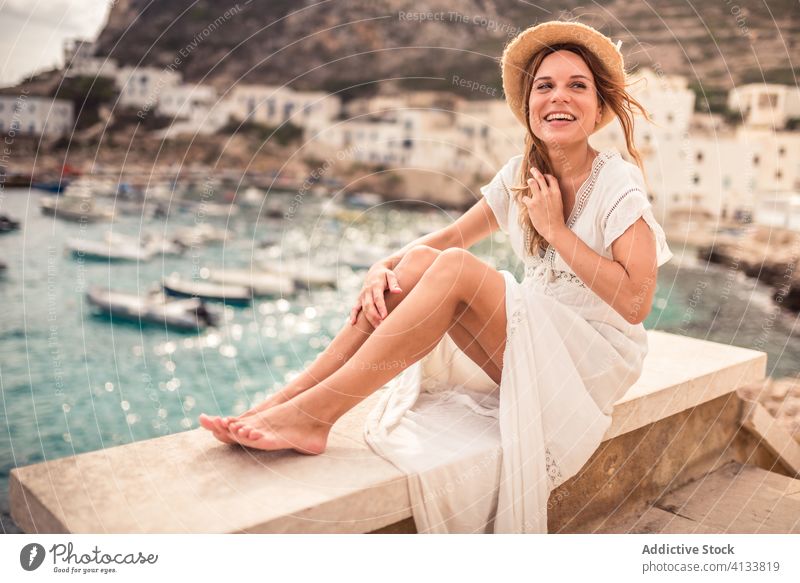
left=0, top=214, right=21, bottom=233
left=162, top=274, right=252, bottom=306
left=205, top=268, right=295, bottom=297
left=86, top=286, right=218, bottom=331
left=66, top=237, right=153, bottom=262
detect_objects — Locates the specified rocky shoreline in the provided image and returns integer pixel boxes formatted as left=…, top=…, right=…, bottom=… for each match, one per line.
left=698, top=225, right=800, bottom=312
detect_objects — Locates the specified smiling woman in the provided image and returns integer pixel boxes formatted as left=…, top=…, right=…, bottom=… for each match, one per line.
left=197, top=18, right=674, bottom=535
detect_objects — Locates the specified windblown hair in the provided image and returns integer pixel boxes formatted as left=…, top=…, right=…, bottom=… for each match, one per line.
left=509, top=42, right=652, bottom=257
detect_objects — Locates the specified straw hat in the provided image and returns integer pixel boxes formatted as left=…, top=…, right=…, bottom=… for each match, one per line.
left=501, top=21, right=626, bottom=132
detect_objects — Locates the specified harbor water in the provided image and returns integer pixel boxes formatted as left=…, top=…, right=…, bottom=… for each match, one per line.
left=1, top=188, right=798, bottom=532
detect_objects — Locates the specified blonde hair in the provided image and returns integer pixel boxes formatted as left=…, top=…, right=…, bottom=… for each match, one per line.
left=508, top=42, right=653, bottom=257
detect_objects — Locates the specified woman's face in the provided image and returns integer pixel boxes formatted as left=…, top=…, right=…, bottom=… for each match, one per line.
left=528, top=49, right=602, bottom=148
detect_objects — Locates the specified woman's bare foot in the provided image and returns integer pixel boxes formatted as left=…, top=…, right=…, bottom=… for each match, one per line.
left=199, top=388, right=301, bottom=445
left=198, top=414, right=239, bottom=444
left=226, top=400, right=331, bottom=454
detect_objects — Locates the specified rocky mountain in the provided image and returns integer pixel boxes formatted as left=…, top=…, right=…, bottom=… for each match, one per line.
left=91, top=0, right=798, bottom=103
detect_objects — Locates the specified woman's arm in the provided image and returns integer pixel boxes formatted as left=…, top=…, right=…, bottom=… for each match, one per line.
left=548, top=217, right=658, bottom=325
left=377, top=198, right=501, bottom=268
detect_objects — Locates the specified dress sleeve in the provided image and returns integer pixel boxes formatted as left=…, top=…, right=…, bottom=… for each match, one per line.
left=602, top=187, right=674, bottom=267
left=479, top=158, right=517, bottom=234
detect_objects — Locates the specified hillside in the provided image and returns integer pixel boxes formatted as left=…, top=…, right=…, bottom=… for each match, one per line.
left=89, top=0, right=798, bottom=99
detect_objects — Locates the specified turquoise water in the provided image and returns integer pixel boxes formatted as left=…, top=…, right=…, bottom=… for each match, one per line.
left=1, top=188, right=798, bottom=532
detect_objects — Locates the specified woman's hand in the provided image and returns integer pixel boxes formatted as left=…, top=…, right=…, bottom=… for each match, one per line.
left=522, top=166, right=567, bottom=243
left=349, top=261, right=403, bottom=327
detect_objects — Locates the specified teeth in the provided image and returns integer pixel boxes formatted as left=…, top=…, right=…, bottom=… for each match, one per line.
left=545, top=113, right=575, bottom=121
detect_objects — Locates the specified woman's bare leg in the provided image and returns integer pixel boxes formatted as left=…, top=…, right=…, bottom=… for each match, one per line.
left=225, top=248, right=507, bottom=453
left=199, top=245, right=443, bottom=442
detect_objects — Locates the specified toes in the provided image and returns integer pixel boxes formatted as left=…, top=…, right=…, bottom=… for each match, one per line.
left=212, top=416, right=229, bottom=434
left=198, top=414, right=217, bottom=431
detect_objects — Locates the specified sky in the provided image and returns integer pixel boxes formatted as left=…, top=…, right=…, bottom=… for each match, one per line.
left=0, top=0, right=113, bottom=87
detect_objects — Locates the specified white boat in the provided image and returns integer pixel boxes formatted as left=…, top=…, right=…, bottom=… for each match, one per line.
left=66, top=237, right=153, bottom=262
left=205, top=268, right=295, bottom=297
left=241, top=186, right=265, bottom=208
left=162, top=274, right=252, bottom=306
left=40, top=195, right=113, bottom=222
left=104, top=232, right=185, bottom=257
left=86, top=286, right=218, bottom=331
left=346, top=191, right=383, bottom=208
left=195, top=201, right=237, bottom=218
left=172, top=224, right=231, bottom=247
left=338, top=247, right=391, bottom=271
left=259, top=261, right=338, bottom=290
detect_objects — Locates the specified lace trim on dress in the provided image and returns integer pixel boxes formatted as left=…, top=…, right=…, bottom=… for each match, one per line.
left=524, top=261, right=588, bottom=288
left=507, top=150, right=617, bottom=289
left=545, top=446, right=564, bottom=489
left=603, top=187, right=645, bottom=223
left=603, top=187, right=674, bottom=267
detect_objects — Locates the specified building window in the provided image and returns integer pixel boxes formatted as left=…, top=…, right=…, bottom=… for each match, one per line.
left=403, top=139, right=412, bottom=149
left=480, top=125, right=488, bottom=138
left=267, top=99, right=275, bottom=118
left=753, top=154, right=760, bottom=166
left=667, top=113, right=674, bottom=123
left=283, top=102, right=294, bottom=119
left=778, top=146, right=786, bottom=156
left=693, top=174, right=700, bottom=184
left=776, top=170, right=783, bottom=180
left=673, top=194, right=680, bottom=202
left=758, top=93, right=778, bottom=108
left=696, top=151, right=703, bottom=162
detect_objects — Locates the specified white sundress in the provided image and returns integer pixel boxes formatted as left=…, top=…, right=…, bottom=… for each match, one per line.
left=363, top=146, right=674, bottom=534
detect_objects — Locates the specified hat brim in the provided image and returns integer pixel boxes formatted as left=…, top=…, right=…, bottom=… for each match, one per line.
left=501, top=21, right=626, bottom=133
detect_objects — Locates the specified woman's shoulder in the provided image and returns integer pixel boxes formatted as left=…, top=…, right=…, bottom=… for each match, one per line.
left=500, top=153, right=525, bottom=180
left=597, top=148, right=647, bottom=196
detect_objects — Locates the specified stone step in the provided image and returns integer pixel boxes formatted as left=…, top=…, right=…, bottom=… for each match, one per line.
left=591, top=461, right=800, bottom=534
left=9, top=330, right=768, bottom=533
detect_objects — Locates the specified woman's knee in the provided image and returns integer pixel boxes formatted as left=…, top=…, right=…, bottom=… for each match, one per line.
left=398, top=245, right=441, bottom=273
left=428, top=247, right=473, bottom=277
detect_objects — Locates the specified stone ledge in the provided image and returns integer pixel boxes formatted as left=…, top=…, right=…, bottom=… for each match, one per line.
left=10, top=330, right=767, bottom=533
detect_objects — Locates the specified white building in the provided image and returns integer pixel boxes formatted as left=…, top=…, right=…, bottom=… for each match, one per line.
left=592, top=67, right=695, bottom=152
left=63, top=39, right=118, bottom=79
left=314, top=93, right=524, bottom=175
left=154, top=84, right=232, bottom=138
left=728, top=84, right=800, bottom=130
left=736, top=126, right=800, bottom=193
left=115, top=66, right=182, bottom=109
left=227, top=85, right=341, bottom=133
left=455, top=99, right=525, bottom=171
left=0, top=95, right=73, bottom=137
left=682, top=136, right=755, bottom=220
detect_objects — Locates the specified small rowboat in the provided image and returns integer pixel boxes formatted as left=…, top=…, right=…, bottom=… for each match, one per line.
left=86, top=286, right=219, bottom=331
left=162, top=275, right=252, bottom=306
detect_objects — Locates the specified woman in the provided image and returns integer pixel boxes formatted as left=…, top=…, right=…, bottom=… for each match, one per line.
left=199, top=20, right=672, bottom=532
